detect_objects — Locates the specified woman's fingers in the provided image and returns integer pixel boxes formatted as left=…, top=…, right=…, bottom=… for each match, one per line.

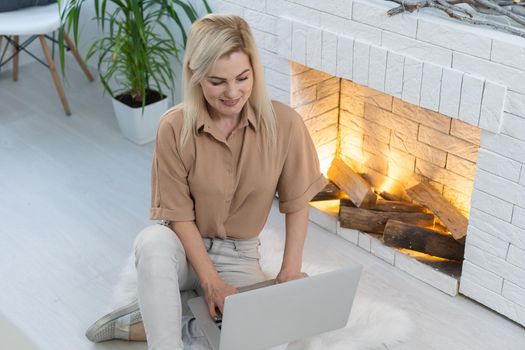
left=216, top=299, right=225, bottom=314
left=204, top=279, right=239, bottom=318
left=207, top=299, right=217, bottom=318
left=206, top=294, right=225, bottom=318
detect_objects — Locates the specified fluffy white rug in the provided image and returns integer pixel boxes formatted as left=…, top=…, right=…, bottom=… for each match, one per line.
left=110, top=230, right=414, bottom=350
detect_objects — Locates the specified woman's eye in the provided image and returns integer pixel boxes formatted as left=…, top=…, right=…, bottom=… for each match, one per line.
left=210, top=77, right=247, bottom=86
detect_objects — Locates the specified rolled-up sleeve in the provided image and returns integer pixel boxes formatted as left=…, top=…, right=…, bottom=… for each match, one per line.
left=149, top=117, right=195, bottom=221
left=277, top=111, right=328, bottom=213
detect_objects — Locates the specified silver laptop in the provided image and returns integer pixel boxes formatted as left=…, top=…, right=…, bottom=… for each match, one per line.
left=188, top=265, right=362, bottom=350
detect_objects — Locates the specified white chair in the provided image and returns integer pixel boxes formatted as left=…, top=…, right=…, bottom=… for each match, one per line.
left=0, top=2, right=93, bottom=116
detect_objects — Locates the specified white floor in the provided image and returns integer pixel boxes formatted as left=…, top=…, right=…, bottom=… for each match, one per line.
left=0, top=62, right=524, bottom=350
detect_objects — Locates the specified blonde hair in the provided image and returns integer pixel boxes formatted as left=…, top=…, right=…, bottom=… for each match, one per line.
left=179, top=14, right=277, bottom=148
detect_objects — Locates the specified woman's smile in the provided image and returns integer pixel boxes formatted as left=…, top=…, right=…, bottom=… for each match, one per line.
left=220, top=98, right=241, bottom=107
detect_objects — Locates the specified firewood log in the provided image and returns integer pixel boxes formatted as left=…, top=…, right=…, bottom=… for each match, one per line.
left=327, top=157, right=377, bottom=208
left=383, top=220, right=465, bottom=260
left=311, top=181, right=344, bottom=201
left=339, top=205, right=434, bottom=234
left=340, top=197, right=425, bottom=213
left=406, top=182, right=468, bottom=242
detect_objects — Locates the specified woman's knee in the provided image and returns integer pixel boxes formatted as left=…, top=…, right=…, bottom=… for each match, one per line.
left=134, top=224, right=184, bottom=261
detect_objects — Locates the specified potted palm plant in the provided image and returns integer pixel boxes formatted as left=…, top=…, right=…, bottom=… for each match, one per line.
left=59, top=0, right=211, bottom=144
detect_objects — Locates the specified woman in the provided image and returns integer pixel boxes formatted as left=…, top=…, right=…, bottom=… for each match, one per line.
left=85, top=13, right=326, bottom=349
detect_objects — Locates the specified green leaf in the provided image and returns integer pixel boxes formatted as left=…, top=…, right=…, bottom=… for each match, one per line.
left=57, top=0, right=211, bottom=105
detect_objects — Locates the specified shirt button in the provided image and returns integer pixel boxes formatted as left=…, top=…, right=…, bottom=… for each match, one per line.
left=227, top=168, right=232, bottom=173
left=225, top=199, right=231, bottom=203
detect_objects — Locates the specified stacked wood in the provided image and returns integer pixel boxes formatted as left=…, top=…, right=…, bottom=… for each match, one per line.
left=311, top=181, right=344, bottom=201
left=406, top=182, right=468, bottom=242
left=327, top=157, right=377, bottom=208
left=383, top=220, right=465, bottom=261
left=321, top=157, right=468, bottom=260
left=339, top=199, right=434, bottom=234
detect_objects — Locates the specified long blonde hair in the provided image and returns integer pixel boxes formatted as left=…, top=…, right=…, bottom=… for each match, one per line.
left=179, top=14, right=277, bottom=148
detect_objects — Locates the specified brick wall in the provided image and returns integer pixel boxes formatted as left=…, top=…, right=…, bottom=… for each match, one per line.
left=290, top=63, right=479, bottom=217
left=338, top=78, right=479, bottom=217
left=290, top=63, right=338, bottom=175
left=215, top=0, right=525, bottom=326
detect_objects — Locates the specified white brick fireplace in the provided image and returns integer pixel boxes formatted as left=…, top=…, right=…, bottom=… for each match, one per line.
left=216, top=0, right=525, bottom=326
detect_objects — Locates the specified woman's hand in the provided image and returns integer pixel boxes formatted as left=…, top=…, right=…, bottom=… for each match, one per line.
left=202, top=277, right=238, bottom=319
left=275, top=267, right=308, bottom=284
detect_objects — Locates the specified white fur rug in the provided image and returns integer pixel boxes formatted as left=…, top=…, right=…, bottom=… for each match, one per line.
left=110, top=230, right=414, bottom=350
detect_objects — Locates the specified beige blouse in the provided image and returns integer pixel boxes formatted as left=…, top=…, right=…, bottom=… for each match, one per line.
left=150, top=100, right=327, bottom=240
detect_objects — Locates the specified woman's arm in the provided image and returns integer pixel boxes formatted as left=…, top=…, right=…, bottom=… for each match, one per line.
left=171, top=221, right=237, bottom=318
left=276, top=206, right=309, bottom=283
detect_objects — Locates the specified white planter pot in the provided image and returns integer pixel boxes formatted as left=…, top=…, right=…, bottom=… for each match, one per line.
left=112, top=95, right=168, bottom=145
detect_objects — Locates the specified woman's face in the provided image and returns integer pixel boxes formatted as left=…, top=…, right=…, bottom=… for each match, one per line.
left=200, top=50, right=253, bottom=119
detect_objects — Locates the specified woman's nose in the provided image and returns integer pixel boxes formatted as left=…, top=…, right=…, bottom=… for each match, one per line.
left=224, top=84, right=238, bottom=98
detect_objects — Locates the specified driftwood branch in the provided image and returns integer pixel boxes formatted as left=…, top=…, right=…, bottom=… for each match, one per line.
left=386, top=0, right=525, bottom=38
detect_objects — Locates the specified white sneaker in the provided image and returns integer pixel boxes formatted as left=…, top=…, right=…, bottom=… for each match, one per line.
left=85, top=299, right=142, bottom=342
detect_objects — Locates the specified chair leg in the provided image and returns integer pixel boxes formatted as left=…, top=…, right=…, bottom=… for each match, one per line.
left=13, top=35, right=19, bottom=81
left=63, top=33, right=94, bottom=82
left=39, top=35, right=71, bottom=116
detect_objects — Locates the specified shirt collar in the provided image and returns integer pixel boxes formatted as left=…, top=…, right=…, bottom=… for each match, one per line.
left=196, top=101, right=258, bottom=133
left=245, top=102, right=258, bottom=131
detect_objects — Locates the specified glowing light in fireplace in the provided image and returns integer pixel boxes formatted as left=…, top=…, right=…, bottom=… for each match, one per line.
left=398, top=248, right=454, bottom=263
left=292, top=61, right=476, bottom=223
left=377, top=177, right=396, bottom=197
left=309, top=199, right=340, bottom=216
left=320, top=157, right=334, bottom=178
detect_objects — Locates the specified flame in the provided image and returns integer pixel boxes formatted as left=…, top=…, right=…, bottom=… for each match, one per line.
left=309, top=199, right=340, bottom=216
left=398, top=248, right=453, bottom=262
left=377, top=177, right=396, bottom=196
left=319, top=157, right=333, bottom=178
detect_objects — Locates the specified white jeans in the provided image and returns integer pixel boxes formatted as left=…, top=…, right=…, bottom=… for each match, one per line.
left=134, top=224, right=268, bottom=350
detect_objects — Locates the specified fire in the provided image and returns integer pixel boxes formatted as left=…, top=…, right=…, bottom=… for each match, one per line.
left=398, top=248, right=454, bottom=263
left=377, top=177, right=396, bottom=197
left=319, top=157, right=333, bottom=178
left=309, top=199, right=340, bottom=216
